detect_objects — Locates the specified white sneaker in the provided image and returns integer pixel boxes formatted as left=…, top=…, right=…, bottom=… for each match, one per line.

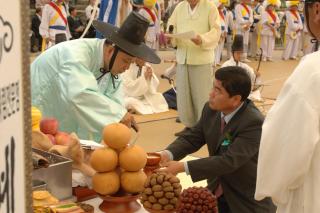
left=243, top=58, right=251, bottom=63
left=267, top=58, right=274, bottom=62
left=262, top=57, right=267, bottom=62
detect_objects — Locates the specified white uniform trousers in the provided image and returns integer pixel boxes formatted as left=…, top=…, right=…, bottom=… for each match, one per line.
left=176, top=64, right=213, bottom=128
left=226, top=34, right=233, bottom=59
left=214, top=38, right=225, bottom=65
left=282, top=35, right=301, bottom=60
left=261, top=35, right=275, bottom=59
left=249, top=29, right=258, bottom=57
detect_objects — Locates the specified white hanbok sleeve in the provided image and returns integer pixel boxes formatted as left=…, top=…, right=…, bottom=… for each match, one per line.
left=235, top=4, right=248, bottom=25
left=221, top=58, right=235, bottom=67
left=242, top=63, right=256, bottom=86
left=121, top=65, right=149, bottom=97
left=261, top=11, right=269, bottom=25
left=286, top=11, right=300, bottom=32
left=66, top=25, right=72, bottom=40
left=255, top=77, right=320, bottom=205
left=199, top=2, right=221, bottom=49
left=39, top=4, right=50, bottom=38
left=249, top=6, right=254, bottom=24
left=227, top=11, right=234, bottom=32
left=85, top=5, right=92, bottom=20
left=143, top=65, right=160, bottom=94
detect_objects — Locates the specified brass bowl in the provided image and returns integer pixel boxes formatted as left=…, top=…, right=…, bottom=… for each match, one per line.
left=146, top=152, right=161, bottom=166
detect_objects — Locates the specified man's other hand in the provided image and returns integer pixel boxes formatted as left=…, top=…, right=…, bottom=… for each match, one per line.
left=157, top=161, right=185, bottom=176
left=120, top=112, right=134, bottom=128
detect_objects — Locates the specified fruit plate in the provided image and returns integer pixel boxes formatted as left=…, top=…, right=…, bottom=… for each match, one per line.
left=98, top=192, right=141, bottom=213
left=144, top=207, right=177, bottom=213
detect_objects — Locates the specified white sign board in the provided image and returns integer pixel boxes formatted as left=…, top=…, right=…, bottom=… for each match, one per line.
left=0, top=1, right=26, bottom=212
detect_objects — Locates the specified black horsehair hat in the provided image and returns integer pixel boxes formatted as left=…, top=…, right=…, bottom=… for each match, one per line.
left=232, top=35, right=244, bottom=52
left=93, top=12, right=161, bottom=64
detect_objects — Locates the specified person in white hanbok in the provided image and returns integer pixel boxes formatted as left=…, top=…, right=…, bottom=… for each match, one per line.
left=260, top=0, right=281, bottom=61
left=121, top=59, right=169, bottom=114
left=39, top=0, right=72, bottom=49
left=225, top=5, right=235, bottom=59
left=249, top=0, right=263, bottom=58
left=222, top=34, right=262, bottom=101
left=138, top=0, right=159, bottom=49
left=234, top=0, right=253, bottom=62
left=255, top=0, right=320, bottom=212
left=214, top=0, right=229, bottom=66
left=282, top=0, right=303, bottom=60
left=85, top=0, right=100, bottom=20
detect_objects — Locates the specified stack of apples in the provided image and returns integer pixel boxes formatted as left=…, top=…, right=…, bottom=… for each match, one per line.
left=40, top=118, right=71, bottom=146
left=90, top=123, right=148, bottom=196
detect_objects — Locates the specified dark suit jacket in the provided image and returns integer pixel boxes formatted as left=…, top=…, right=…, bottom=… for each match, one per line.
left=166, top=100, right=276, bottom=213
left=31, top=14, right=41, bottom=38
left=67, top=16, right=83, bottom=39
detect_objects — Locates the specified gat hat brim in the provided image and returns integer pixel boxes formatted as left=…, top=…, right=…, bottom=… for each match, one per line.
left=93, top=20, right=161, bottom=64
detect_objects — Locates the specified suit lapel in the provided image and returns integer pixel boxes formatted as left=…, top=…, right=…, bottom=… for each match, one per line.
left=215, top=100, right=249, bottom=153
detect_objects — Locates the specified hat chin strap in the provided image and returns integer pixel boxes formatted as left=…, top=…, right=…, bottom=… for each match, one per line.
left=232, top=52, right=240, bottom=66
left=311, top=38, right=319, bottom=52
left=96, top=46, right=120, bottom=89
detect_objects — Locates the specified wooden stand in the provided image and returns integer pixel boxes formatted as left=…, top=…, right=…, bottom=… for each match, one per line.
left=98, top=193, right=141, bottom=213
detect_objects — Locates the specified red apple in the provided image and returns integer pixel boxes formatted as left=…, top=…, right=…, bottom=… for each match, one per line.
left=40, top=118, right=59, bottom=135
left=55, top=132, right=71, bottom=146
left=46, top=134, right=56, bottom=145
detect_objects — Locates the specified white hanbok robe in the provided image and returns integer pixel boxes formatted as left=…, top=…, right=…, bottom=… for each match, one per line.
left=121, top=63, right=169, bottom=114
left=222, top=57, right=262, bottom=100
left=255, top=51, right=320, bottom=213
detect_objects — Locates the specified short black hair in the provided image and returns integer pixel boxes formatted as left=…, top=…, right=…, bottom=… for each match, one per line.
left=35, top=7, right=41, bottom=14
left=69, top=6, right=76, bottom=14
left=215, top=66, right=251, bottom=101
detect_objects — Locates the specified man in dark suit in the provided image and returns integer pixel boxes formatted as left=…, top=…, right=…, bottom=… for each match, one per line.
left=67, top=6, right=84, bottom=39
left=31, top=7, right=42, bottom=52
left=159, top=66, right=276, bottom=213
